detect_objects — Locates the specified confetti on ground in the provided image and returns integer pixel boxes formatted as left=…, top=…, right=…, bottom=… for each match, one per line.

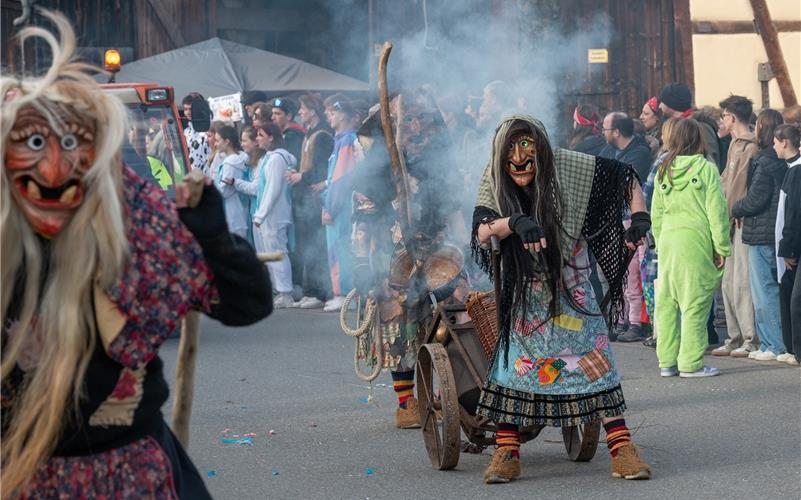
left=221, top=428, right=232, bottom=434
left=243, top=432, right=257, bottom=437
left=271, top=468, right=280, bottom=476
left=221, top=437, right=254, bottom=446
left=268, top=429, right=276, bottom=435
left=359, top=396, right=370, bottom=404
left=308, top=423, right=318, bottom=428
left=206, top=470, right=217, bottom=478
left=365, top=468, right=375, bottom=477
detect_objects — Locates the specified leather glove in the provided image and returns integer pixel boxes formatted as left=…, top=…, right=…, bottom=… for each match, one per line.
left=508, top=213, right=545, bottom=245
left=625, top=211, right=651, bottom=245
left=178, top=183, right=229, bottom=242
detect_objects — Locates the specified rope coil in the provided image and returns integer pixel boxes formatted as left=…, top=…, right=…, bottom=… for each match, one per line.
left=340, top=288, right=382, bottom=382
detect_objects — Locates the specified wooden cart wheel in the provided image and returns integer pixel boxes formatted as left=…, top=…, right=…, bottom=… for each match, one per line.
left=562, top=420, right=601, bottom=462
left=416, top=343, right=461, bottom=470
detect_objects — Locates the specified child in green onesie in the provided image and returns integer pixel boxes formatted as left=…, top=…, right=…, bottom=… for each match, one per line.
left=651, top=118, right=732, bottom=377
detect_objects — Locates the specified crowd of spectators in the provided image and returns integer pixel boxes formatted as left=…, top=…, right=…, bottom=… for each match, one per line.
left=177, top=82, right=801, bottom=372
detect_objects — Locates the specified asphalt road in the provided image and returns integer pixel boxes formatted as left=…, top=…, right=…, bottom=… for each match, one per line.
left=160, top=309, right=801, bottom=500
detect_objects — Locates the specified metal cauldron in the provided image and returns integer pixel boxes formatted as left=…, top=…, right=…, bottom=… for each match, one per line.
left=423, top=244, right=465, bottom=301
left=388, top=248, right=416, bottom=290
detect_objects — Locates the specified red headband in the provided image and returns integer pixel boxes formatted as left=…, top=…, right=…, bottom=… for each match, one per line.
left=647, top=96, right=659, bottom=113
left=573, top=107, right=599, bottom=134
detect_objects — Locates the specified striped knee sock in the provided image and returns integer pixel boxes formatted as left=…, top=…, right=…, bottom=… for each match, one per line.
left=391, top=371, right=415, bottom=408
left=603, top=418, right=631, bottom=457
left=496, top=423, right=520, bottom=458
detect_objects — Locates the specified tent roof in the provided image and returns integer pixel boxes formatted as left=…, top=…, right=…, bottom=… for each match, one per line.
left=113, top=37, right=369, bottom=100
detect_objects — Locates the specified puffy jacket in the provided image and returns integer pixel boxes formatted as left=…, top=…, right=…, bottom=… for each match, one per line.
left=732, top=146, right=787, bottom=246
left=778, top=155, right=801, bottom=260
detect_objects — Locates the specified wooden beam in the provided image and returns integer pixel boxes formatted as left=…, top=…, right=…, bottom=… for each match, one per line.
left=693, top=20, right=801, bottom=34
left=749, top=0, right=798, bottom=107
left=215, top=8, right=303, bottom=32
left=145, top=0, right=187, bottom=48
left=673, top=0, right=695, bottom=94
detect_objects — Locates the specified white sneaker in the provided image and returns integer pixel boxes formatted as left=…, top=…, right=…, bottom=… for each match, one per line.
left=299, top=297, right=324, bottom=309
left=776, top=353, right=795, bottom=363
left=323, top=296, right=346, bottom=312
left=679, top=366, right=720, bottom=378
left=273, top=293, right=295, bottom=309
left=291, top=296, right=312, bottom=308
left=753, top=350, right=777, bottom=361
left=747, top=349, right=764, bottom=359
left=730, top=347, right=753, bottom=358
left=786, top=356, right=800, bottom=366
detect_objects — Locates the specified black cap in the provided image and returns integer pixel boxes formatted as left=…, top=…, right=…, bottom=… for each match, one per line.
left=272, top=97, right=297, bottom=117
left=659, top=83, right=693, bottom=113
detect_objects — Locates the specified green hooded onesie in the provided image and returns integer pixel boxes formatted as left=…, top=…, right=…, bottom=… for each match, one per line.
left=651, top=154, right=731, bottom=372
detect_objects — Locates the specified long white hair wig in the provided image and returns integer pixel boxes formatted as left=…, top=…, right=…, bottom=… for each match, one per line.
left=1, top=10, right=130, bottom=494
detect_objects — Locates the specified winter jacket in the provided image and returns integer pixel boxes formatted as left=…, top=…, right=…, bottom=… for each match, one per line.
left=599, top=134, right=652, bottom=184
left=572, top=134, right=605, bottom=156
left=721, top=131, right=759, bottom=217
left=283, top=125, right=306, bottom=165
left=293, top=122, right=334, bottom=219
left=732, top=146, right=787, bottom=246
left=777, top=155, right=801, bottom=262
left=693, top=112, right=721, bottom=167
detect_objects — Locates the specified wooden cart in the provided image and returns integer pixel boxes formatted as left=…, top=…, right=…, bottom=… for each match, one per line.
left=415, top=303, right=602, bottom=470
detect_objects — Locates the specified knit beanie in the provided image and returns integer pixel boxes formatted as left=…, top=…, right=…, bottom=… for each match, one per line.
left=659, top=83, right=692, bottom=112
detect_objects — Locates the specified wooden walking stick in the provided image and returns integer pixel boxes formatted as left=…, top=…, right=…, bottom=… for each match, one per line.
left=377, top=42, right=415, bottom=256
left=170, top=169, right=206, bottom=448
left=170, top=171, right=288, bottom=448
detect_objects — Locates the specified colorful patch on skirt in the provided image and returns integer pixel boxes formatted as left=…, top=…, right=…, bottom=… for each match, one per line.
left=534, top=357, right=566, bottom=385
left=571, top=287, right=587, bottom=307
left=578, top=348, right=612, bottom=382
left=513, top=318, right=546, bottom=336
left=514, top=355, right=534, bottom=377
left=553, top=314, right=583, bottom=331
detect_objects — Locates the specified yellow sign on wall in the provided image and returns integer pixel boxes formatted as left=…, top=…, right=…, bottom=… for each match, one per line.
left=588, top=48, right=609, bottom=64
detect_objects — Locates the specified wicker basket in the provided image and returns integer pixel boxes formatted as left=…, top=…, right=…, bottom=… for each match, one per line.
left=465, top=291, right=499, bottom=360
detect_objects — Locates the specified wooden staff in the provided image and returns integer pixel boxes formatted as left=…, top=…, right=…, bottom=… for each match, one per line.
left=170, top=170, right=285, bottom=448
left=171, top=311, right=200, bottom=447
left=378, top=42, right=414, bottom=250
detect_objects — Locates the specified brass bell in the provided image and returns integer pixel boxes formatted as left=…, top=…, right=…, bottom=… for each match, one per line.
left=435, top=322, right=448, bottom=343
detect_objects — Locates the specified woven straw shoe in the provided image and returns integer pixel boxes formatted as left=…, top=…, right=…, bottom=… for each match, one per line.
left=395, top=397, right=422, bottom=429
left=483, top=446, right=521, bottom=484
left=611, top=443, right=651, bottom=480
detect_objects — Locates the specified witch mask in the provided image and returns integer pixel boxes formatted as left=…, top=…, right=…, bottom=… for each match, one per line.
left=4, top=104, right=96, bottom=237
left=505, top=133, right=537, bottom=187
